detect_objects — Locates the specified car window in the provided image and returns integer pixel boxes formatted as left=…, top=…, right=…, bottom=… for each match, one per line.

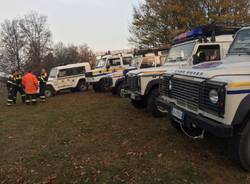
left=194, top=45, right=221, bottom=64
left=58, top=69, right=67, bottom=78
left=72, top=67, right=85, bottom=75
left=141, top=56, right=156, bottom=68
left=109, top=58, right=121, bottom=66
left=123, top=57, right=133, bottom=65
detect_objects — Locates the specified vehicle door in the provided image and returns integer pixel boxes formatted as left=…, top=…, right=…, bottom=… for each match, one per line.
left=57, top=69, right=72, bottom=90
left=122, top=56, right=133, bottom=68
left=69, top=67, right=85, bottom=87
left=109, top=57, right=123, bottom=72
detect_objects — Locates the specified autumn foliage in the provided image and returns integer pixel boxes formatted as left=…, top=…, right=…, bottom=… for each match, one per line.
left=129, top=0, right=250, bottom=47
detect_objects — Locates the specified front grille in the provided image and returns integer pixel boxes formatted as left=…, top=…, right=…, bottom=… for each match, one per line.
left=85, top=72, right=93, bottom=78
left=159, top=75, right=170, bottom=96
left=125, top=75, right=139, bottom=91
left=162, top=75, right=226, bottom=117
left=171, top=77, right=201, bottom=109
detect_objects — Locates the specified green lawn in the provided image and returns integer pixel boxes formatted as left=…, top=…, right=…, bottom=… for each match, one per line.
left=0, top=89, right=249, bottom=184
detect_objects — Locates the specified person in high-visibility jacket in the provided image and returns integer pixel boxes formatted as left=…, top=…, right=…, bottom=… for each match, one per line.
left=6, top=71, right=18, bottom=106
left=22, top=69, right=39, bottom=105
left=38, top=68, right=48, bottom=102
left=13, top=70, right=26, bottom=104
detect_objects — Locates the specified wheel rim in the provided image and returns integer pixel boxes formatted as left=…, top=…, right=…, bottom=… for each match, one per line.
left=45, top=90, right=52, bottom=97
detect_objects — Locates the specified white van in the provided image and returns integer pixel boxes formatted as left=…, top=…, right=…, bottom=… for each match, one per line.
left=45, top=63, right=91, bottom=97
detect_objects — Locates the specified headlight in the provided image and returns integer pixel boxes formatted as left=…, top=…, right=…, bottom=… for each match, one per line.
left=209, top=89, right=219, bottom=104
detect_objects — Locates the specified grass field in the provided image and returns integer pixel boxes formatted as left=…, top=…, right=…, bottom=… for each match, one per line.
left=0, top=89, right=250, bottom=184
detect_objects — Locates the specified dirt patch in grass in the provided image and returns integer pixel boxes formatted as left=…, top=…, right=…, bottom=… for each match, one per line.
left=0, top=90, right=249, bottom=183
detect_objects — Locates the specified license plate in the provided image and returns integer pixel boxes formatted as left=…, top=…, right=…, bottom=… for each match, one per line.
left=172, top=107, right=185, bottom=121
left=131, top=93, right=136, bottom=100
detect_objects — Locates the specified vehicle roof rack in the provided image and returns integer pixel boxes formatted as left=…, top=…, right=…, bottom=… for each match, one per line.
left=173, top=24, right=241, bottom=44
left=133, top=46, right=170, bottom=56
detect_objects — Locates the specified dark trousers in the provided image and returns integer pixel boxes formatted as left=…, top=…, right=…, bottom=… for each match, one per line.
left=13, top=87, right=26, bottom=103
left=26, top=94, right=37, bottom=105
left=39, top=84, right=46, bottom=102
left=7, top=87, right=16, bottom=106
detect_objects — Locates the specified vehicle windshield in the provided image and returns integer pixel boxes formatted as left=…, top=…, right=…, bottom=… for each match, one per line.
left=96, top=58, right=107, bottom=68
left=229, top=29, right=250, bottom=55
left=49, top=68, right=58, bottom=78
left=165, top=42, right=195, bottom=63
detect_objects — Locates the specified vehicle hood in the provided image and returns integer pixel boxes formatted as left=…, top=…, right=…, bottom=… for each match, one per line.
left=127, top=66, right=167, bottom=76
left=173, top=55, right=250, bottom=79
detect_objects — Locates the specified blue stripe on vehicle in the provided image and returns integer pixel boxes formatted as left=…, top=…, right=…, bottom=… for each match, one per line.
left=227, top=89, right=250, bottom=95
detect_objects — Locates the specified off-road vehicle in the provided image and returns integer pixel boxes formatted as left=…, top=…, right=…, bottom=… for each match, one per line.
left=157, top=26, right=250, bottom=171
left=85, top=54, right=133, bottom=92
left=103, top=48, right=168, bottom=96
left=122, top=25, right=238, bottom=117
left=45, top=63, right=91, bottom=97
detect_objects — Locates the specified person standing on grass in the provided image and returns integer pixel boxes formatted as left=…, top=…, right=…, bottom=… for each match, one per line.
left=22, top=69, right=39, bottom=105
left=38, top=68, right=48, bottom=102
left=13, top=70, right=26, bottom=104
left=6, top=70, right=18, bottom=106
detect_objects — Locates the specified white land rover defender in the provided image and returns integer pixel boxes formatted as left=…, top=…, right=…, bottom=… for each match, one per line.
left=103, top=48, right=168, bottom=96
left=85, top=54, right=133, bottom=92
left=123, top=25, right=238, bottom=117
left=157, top=27, right=250, bottom=170
left=45, top=63, right=91, bottom=97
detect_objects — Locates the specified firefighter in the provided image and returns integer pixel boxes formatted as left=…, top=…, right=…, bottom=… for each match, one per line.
left=22, top=69, right=39, bottom=105
left=6, top=70, right=18, bottom=106
left=13, top=70, right=26, bottom=104
left=38, top=68, right=48, bottom=102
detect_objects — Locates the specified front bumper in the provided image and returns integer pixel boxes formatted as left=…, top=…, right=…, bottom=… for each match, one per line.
left=163, top=101, right=233, bottom=138
left=121, top=89, right=141, bottom=100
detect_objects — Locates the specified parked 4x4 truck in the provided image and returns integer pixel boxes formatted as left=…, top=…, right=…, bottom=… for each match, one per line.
left=85, top=54, right=133, bottom=92
left=157, top=26, right=250, bottom=171
left=45, top=63, right=91, bottom=97
left=102, top=48, right=168, bottom=96
left=122, top=25, right=238, bottom=117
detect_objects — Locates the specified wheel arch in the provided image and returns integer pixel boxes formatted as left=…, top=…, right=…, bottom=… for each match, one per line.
left=144, top=79, right=160, bottom=96
left=232, top=94, right=250, bottom=130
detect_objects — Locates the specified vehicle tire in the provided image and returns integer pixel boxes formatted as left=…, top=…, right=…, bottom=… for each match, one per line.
left=93, top=83, right=101, bottom=92
left=131, top=99, right=146, bottom=109
left=170, top=119, right=182, bottom=132
left=45, top=86, right=55, bottom=97
left=115, top=82, right=123, bottom=97
left=228, top=119, right=250, bottom=171
left=146, top=88, right=168, bottom=117
left=99, top=79, right=109, bottom=92
left=76, top=80, right=86, bottom=92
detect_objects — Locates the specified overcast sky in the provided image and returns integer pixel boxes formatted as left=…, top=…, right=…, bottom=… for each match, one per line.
left=0, top=0, right=142, bottom=52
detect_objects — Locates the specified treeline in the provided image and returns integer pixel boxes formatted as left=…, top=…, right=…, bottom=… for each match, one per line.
left=0, top=11, right=95, bottom=74
left=129, top=0, right=250, bottom=47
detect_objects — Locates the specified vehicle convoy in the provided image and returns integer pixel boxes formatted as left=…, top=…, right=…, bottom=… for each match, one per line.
left=45, top=63, right=91, bottom=97
left=103, top=47, right=168, bottom=96
left=85, top=54, right=133, bottom=92
left=156, top=27, right=250, bottom=170
left=122, top=25, right=238, bottom=117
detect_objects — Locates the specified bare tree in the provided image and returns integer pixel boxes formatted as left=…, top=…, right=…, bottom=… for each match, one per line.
left=0, top=19, right=26, bottom=71
left=53, top=42, right=95, bottom=66
left=19, top=11, right=52, bottom=70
